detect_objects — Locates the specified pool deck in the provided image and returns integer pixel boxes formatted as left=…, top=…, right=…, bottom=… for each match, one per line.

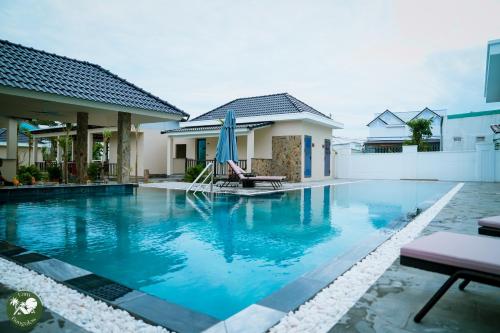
left=329, top=182, right=500, bottom=333
left=141, top=178, right=365, bottom=195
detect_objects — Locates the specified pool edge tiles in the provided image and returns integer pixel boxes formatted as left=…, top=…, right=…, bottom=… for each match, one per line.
left=0, top=239, right=219, bottom=333
left=0, top=183, right=136, bottom=203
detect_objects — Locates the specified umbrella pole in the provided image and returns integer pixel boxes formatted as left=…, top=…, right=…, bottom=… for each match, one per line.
left=210, top=158, right=216, bottom=193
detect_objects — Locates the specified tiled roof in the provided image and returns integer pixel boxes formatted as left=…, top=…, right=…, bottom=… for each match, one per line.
left=0, top=39, right=187, bottom=117
left=0, top=128, right=30, bottom=144
left=190, top=93, right=330, bottom=121
left=162, top=121, right=273, bottom=134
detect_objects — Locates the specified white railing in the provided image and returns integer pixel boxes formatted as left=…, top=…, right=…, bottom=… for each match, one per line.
left=186, top=162, right=214, bottom=194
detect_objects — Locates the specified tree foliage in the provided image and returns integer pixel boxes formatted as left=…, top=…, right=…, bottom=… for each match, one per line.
left=404, top=118, right=433, bottom=151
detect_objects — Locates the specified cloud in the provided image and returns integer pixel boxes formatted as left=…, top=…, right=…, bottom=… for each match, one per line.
left=1, top=0, right=499, bottom=138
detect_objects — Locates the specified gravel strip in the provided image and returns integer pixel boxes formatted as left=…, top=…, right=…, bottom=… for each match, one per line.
left=0, top=257, right=171, bottom=333
left=270, top=182, right=464, bottom=333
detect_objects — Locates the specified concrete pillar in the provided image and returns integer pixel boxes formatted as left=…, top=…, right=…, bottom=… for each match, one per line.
left=56, top=136, right=61, bottom=163
left=33, top=138, right=38, bottom=164
left=87, top=133, right=93, bottom=163
left=246, top=130, right=255, bottom=172
left=76, top=112, right=89, bottom=183
left=117, top=112, right=131, bottom=183
left=166, top=135, right=173, bottom=175
left=6, top=118, right=17, bottom=159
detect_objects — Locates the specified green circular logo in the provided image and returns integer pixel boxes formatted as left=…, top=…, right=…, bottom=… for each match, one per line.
left=7, top=290, right=43, bottom=330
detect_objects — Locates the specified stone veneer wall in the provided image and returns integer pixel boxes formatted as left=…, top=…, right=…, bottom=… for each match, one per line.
left=251, top=158, right=273, bottom=176
left=271, top=136, right=302, bottom=182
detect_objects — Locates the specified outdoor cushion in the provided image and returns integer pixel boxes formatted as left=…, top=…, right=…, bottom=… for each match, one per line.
left=478, top=216, right=500, bottom=229
left=247, top=175, right=286, bottom=181
left=401, top=231, right=500, bottom=275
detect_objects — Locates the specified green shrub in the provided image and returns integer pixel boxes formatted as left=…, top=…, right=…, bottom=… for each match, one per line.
left=17, top=165, right=42, bottom=185
left=47, top=165, right=62, bottom=182
left=184, top=164, right=207, bottom=182
left=87, top=162, right=102, bottom=181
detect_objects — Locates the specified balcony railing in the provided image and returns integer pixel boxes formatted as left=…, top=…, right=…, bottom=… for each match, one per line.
left=185, top=159, right=247, bottom=175
left=35, top=161, right=117, bottom=177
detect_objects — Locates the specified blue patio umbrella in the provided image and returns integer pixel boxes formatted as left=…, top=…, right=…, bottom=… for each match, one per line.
left=215, top=110, right=239, bottom=164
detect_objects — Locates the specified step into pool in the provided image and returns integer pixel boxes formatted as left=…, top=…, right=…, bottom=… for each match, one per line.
left=0, top=180, right=454, bottom=319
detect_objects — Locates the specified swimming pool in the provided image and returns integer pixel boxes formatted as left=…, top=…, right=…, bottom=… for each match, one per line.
left=0, top=180, right=454, bottom=320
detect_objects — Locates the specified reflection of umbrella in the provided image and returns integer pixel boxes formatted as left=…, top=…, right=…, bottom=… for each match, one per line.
left=215, top=110, right=239, bottom=164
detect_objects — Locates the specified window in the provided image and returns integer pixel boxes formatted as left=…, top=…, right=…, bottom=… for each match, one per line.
left=476, top=136, right=485, bottom=142
left=175, top=144, right=186, bottom=158
left=453, top=137, right=462, bottom=142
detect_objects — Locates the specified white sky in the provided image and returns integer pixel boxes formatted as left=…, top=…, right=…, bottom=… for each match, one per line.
left=1, top=0, right=500, bottom=138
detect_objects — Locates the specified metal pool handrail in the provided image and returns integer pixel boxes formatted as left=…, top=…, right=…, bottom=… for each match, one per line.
left=186, top=162, right=213, bottom=193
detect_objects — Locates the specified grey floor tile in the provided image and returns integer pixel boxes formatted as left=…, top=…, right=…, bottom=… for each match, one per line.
left=26, top=259, right=91, bottom=282
left=224, top=304, right=285, bottom=333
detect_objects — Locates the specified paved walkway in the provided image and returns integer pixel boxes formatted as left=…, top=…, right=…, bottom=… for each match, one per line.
left=0, top=283, right=88, bottom=333
left=330, top=182, right=500, bottom=333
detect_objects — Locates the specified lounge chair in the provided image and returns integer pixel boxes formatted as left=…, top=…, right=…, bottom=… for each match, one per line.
left=478, top=216, right=500, bottom=237
left=227, top=160, right=286, bottom=189
left=400, top=231, right=500, bottom=323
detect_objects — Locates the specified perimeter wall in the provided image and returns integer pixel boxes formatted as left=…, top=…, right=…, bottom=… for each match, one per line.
left=335, top=144, right=499, bottom=182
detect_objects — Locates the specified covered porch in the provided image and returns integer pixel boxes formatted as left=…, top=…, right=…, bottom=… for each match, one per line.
left=0, top=39, right=187, bottom=184
left=164, top=122, right=273, bottom=176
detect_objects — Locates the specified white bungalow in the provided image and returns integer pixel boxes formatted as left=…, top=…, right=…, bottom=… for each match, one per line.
left=163, top=93, right=343, bottom=182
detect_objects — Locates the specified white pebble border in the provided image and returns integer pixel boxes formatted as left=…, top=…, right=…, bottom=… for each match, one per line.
left=0, top=257, right=170, bottom=333
left=270, top=182, right=464, bottom=333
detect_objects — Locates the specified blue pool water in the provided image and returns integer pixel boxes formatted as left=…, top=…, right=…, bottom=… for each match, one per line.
left=0, top=180, right=454, bottom=319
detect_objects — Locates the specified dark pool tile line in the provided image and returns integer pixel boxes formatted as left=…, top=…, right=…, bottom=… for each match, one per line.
left=0, top=184, right=135, bottom=203
left=0, top=239, right=220, bottom=333
left=11, top=252, right=50, bottom=264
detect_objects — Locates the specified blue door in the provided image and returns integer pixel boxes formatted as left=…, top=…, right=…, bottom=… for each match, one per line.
left=324, top=139, right=331, bottom=176
left=304, top=135, right=312, bottom=178
left=196, top=139, right=206, bottom=163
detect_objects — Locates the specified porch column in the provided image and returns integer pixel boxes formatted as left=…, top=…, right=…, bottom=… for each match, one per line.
left=76, top=112, right=88, bottom=183
left=166, top=135, right=173, bottom=176
left=117, top=112, right=131, bottom=183
left=56, top=136, right=61, bottom=163
left=6, top=118, right=17, bottom=160
left=246, top=130, right=254, bottom=172
left=33, top=138, right=38, bottom=164
left=87, top=133, right=93, bottom=163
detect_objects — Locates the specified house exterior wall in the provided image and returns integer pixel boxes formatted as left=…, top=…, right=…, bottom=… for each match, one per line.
left=367, top=110, right=443, bottom=145
left=166, top=120, right=336, bottom=182
left=0, top=146, right=43, bottom=165
left=142, top=129, right=167, bottom=175
left=299, top=121, right=334, bottom=181
left=443, top=112, right=500, bottom=151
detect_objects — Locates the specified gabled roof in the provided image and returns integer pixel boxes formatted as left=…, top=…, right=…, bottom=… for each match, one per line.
left=0, top=39, right=187, bottom=117
left=366, top=110, right=404, bottom=126
left=368, top=108, right=444, bottom=126
left=162, top=121, right=273, bottom=134
left=190, top=93, right=331, bottom=121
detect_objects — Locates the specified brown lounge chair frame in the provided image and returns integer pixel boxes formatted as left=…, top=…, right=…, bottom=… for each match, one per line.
left=227, top=160, right=286, bottom=190
left=400, top=232, right=500, bottom=323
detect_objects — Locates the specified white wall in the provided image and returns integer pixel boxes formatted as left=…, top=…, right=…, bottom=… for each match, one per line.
left=336, top=145, right=499, bottom=182
left=443, top=113, right=500, bottom=151
left=0, top=146, right=44, bottom=165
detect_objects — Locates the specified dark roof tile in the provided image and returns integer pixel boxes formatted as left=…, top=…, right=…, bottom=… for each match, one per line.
left=190, top=93, right=330, bottom=121
left=0, top=39, right=187, bottom=117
